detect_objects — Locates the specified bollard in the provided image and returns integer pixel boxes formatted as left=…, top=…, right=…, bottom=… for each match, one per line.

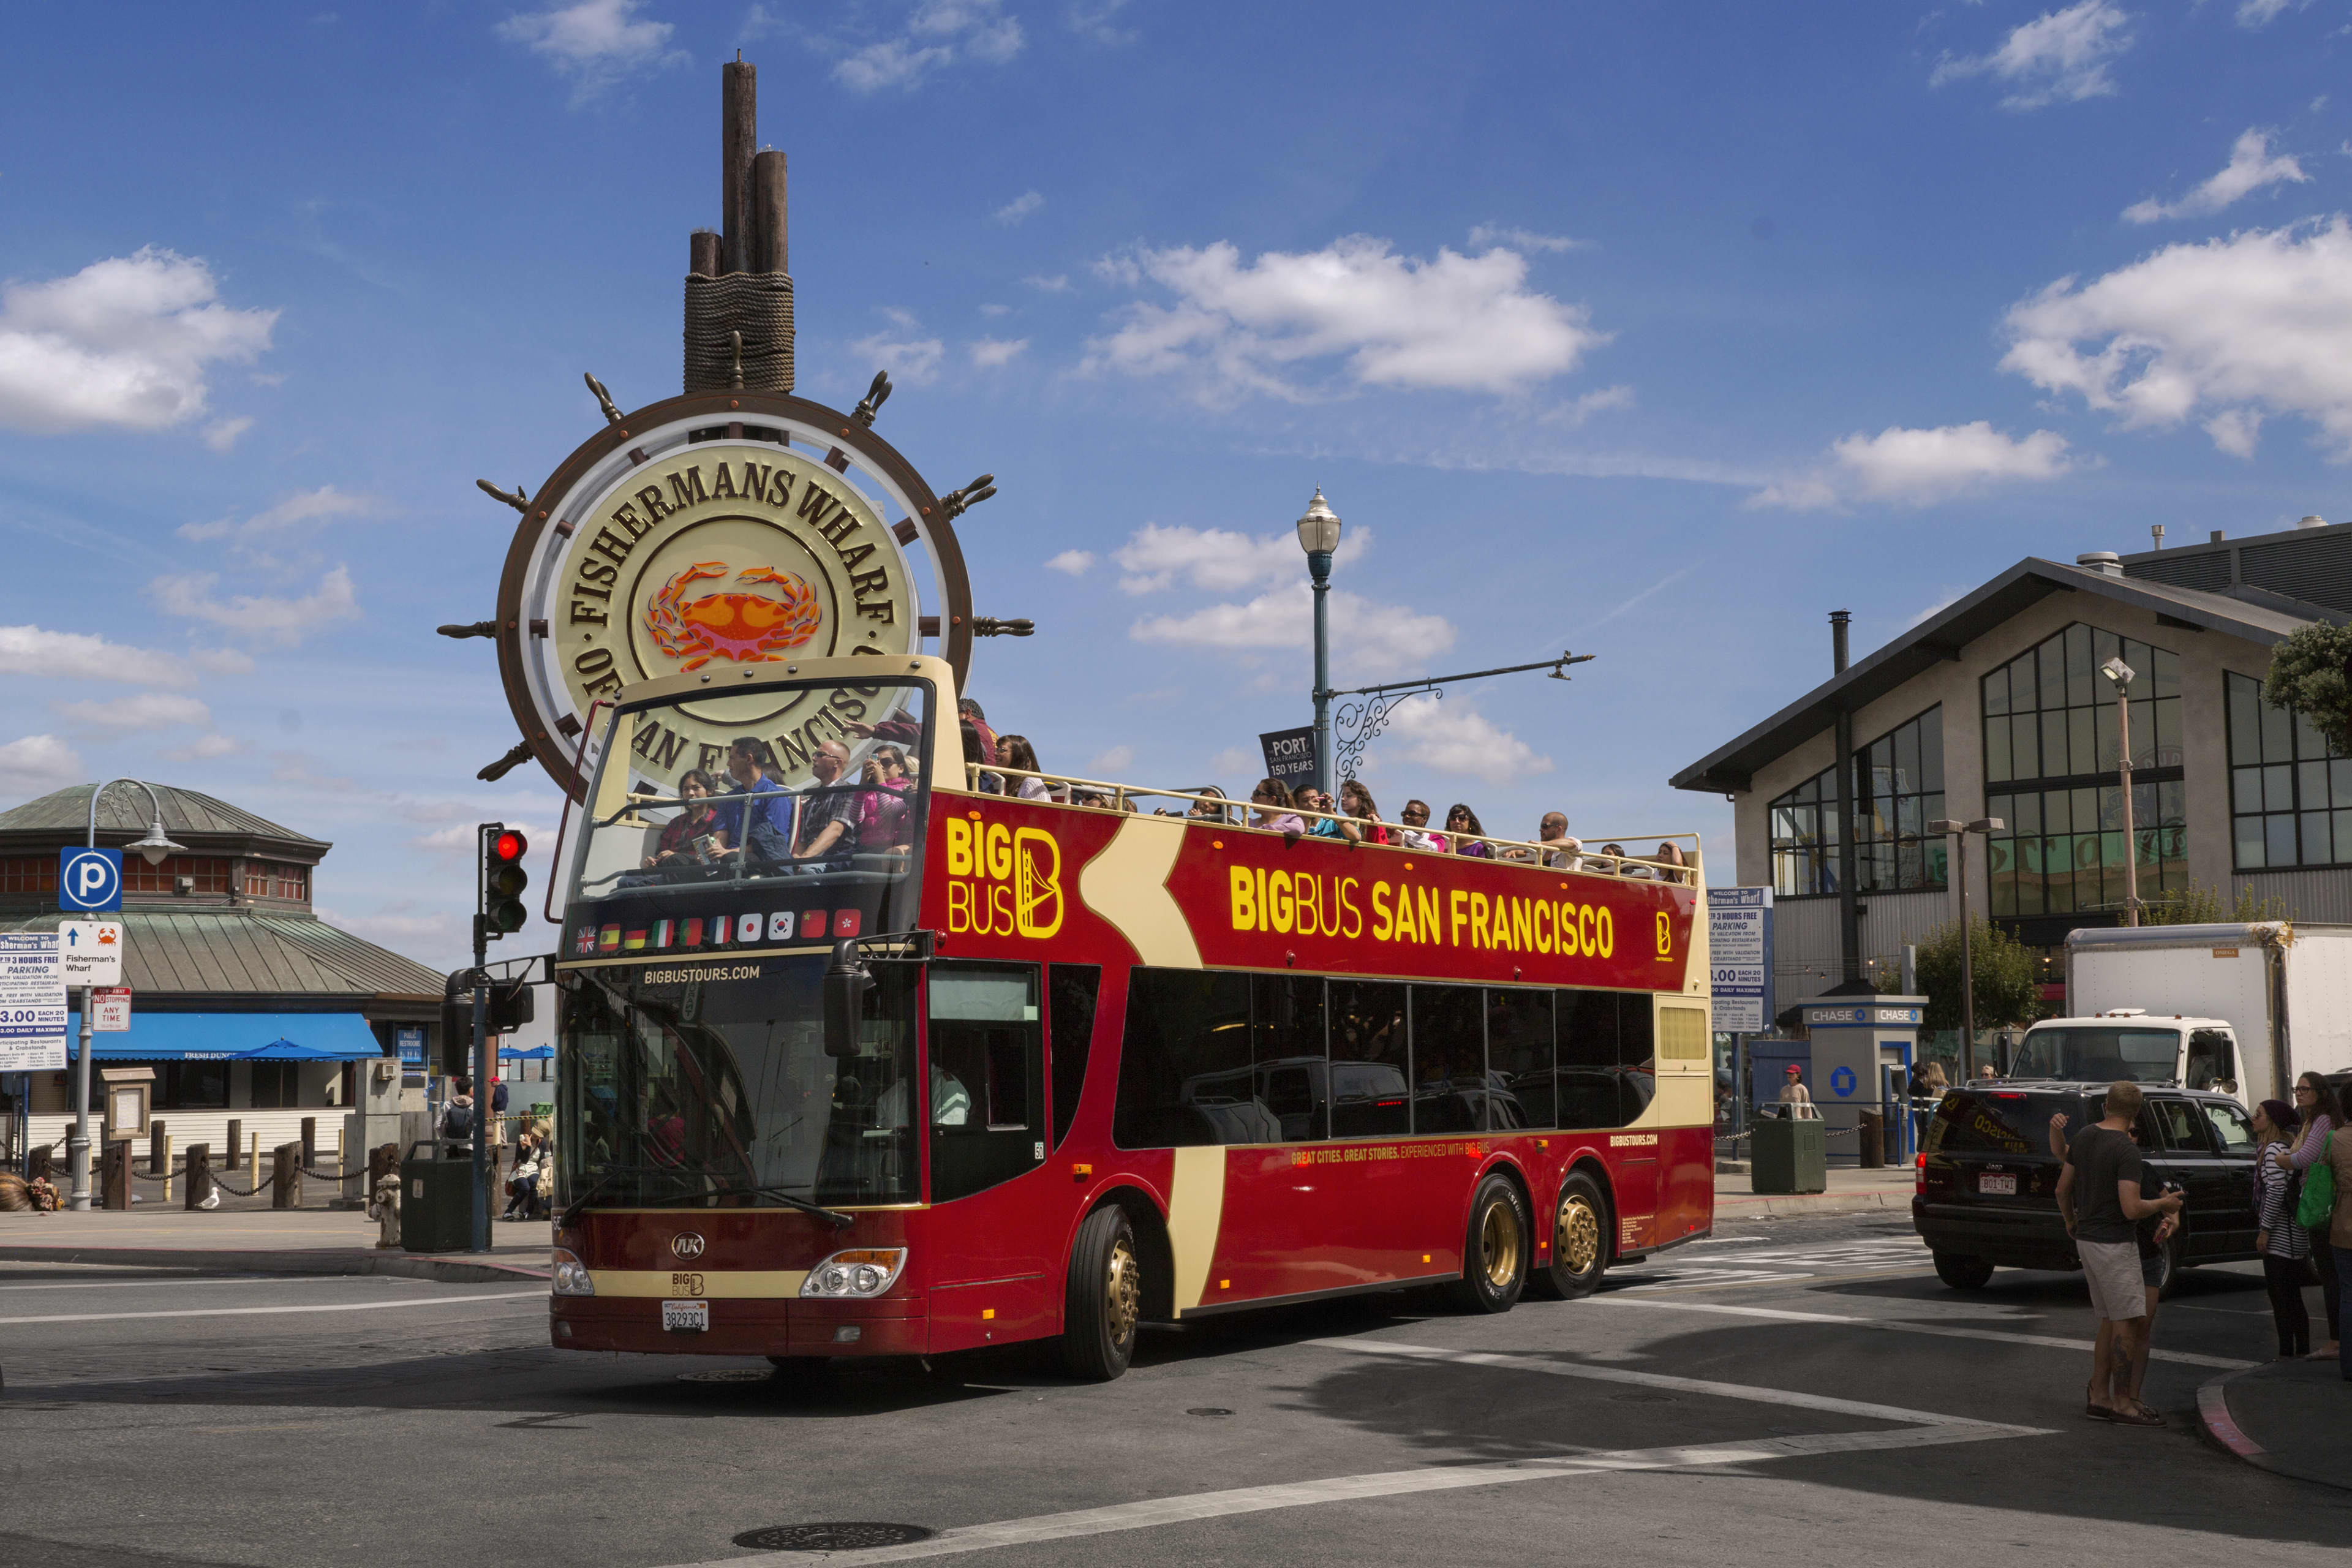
left=271, top=1142, right=301, bottom=1209
left=28, top=1145, right=53, bottom=1184
left=249, top=1129, right=259, bottom=1180
left=102, top=1141, right=131, bottom=1210
left=301, top=1116, right=316, bottom=1169
left=185, top=1144, right=212, bottom=1210
left=149, top=1120, right=168, bottom=1174
left=366, top=1141, right=390, bottom=1194
left=161, top=1133, right=173, bottom=1204
left=225, top=1119, right=242, bottom=1170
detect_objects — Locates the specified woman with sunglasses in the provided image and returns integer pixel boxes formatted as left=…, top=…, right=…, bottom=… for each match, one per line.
left=2270, top=1071, right=2345, bottom=1357
left=857, top=744, right=917, bottom=850
left=1248, top=778, right=1306, bottom=836
left=1444, top=802, right=1492, bottom=859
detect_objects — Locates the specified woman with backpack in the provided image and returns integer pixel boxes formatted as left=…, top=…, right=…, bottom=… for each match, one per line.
left=2270, top=1072, right=2343, bottom=1359
left=2252, top=1099, right=2313, bottom=1359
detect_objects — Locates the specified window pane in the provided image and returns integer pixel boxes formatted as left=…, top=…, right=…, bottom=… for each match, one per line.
left=1618, top=995, right=1657, bottom=1125
left=2267, top=815, right=2299, bottom=868
left=2336, top=810, right=2352, bottom=864
left=1894, top=723, right=1920, bottom=794
left=2261, top=698, right=2294, bottom=764
left=2094, top=701, right=2119, bottom=774
left=2014, top=714, right=2040, bottom=780
left=2065, top=624, right=2095, bottom=707
left=1329, top=979, right=1411, bottom=1138
left=2068, top=707, right=2095, bottom=778
left=2228, top=675, right=2260, bottom=766
left=2296, top=710, right=2328, bottom=761
left=1048, top=964, right=1101, bottom=1152
left=2041, top=711, right=2068, bottom=780
left=1114, top=970, right=1252, bottom=1148
left=1988, top=838, right=2016, bottom=915
left=1253, top=974, right=1328, bottom=1143
left=1410, top=984, right=1485, bottom=1133
left=2333, top=762, right=2352, bottom=809
left=2234, top=768, right=2264, bottom=815
left=2304, top=811, right=2333, bottom=867
left=1918, top=709, right=1943, bottom=791
left=1986, top=712, right=2011, bottom=783
left=2265, top=764, right=2294, bottom=813
left=2038, top=640, right=2066, bottom=713
left=1983, top=667, right=2010, bottom=717
left=2152, top=648, right=2180, bottom=699
left=2236, top=815, right=2266, bottom=870
left=2011, top=654, right=2038, bottom=711
left=1487, top=990, right=1555, bottom=1131
left=1555, top=990, right=1621, bottom=1131
left=2302, top=760, right=2329, bottom=810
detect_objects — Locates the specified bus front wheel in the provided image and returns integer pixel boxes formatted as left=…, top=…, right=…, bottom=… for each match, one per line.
left=1447, top=1175, right=1530, bottom=1314
left=1060, top=1205, right=1143, bottom=1382
left=1528, top=1171, right=1610, bottom=1300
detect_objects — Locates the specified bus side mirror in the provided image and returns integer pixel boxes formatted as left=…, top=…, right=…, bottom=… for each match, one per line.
left=824, top=939, right=871, bottom=1059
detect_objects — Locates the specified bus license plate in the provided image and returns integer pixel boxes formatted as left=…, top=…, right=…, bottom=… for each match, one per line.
left=662, top=1300, right=709, bottom=1333
left=1978, top=1173, right=2017, bottom=1196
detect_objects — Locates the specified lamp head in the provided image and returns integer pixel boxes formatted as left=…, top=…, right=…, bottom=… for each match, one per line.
left=1295, top=487, right=1343, bottom=557
left=2100, top=655, right=2135, bottom=688
left=129, top=819, right=186, bottom=866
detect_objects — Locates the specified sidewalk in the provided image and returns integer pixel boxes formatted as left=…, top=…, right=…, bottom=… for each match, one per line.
left=0, top=1207, right=551, bottom=1284
left=2198, top=1356, right=2351, bottom=1492
left=1712, top=1165, right=1915, bottom=1220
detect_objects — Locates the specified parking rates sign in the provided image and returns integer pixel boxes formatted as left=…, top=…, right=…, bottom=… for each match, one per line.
left=1707, top=886, right=1773, bottom=1035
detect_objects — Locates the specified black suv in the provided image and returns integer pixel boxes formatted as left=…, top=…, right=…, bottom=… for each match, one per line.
left=1913, top=1081, right=2261, bottom=1296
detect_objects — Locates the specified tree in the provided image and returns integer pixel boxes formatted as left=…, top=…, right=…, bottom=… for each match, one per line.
left=2261, top=620, right=2352, bottom=753
left=2143, top=880, right=2291, bottom=925
left=1912, top=914, right=2043, bottom=1035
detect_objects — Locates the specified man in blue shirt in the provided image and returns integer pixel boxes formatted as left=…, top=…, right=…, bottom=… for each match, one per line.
left=720, top=737, right=796, bottom=870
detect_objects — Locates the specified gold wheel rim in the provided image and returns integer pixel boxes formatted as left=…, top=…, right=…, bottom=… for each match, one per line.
left=1557, top=1193, right=1600, bottom=1275
left=1104, top=1237, right=1140, bottom=1344
left=1479, top=1199, right=1522, bottom=1290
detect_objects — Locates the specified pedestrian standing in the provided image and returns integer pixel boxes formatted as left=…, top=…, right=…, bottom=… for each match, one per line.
left=2055, top=1080, right=2184, bottom=1423
left=2252, top=1099, right=2314, bottom=1360
left=1777, top=1064, right=1817, bottom=1119
left=2269, top=1071, right=2342, bottom=1358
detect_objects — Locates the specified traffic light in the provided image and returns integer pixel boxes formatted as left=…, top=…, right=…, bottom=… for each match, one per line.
left=480, top=823, right=529, bottom=937
left=488, top=974, right=536, bottom=1033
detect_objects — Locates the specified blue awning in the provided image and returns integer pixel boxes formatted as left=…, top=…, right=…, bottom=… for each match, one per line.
left=64, top=1012, right=385, bottom=1062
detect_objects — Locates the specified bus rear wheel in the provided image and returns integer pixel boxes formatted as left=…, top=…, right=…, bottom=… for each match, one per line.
left=1447, top=1175, right=1530, bottom=1314
left=1528, top=1172, right=1610, bottom=1300
left=1059, top=1205, right=1143, bottom=1382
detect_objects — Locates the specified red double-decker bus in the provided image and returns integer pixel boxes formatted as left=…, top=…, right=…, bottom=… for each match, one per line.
left=548, top=655, right=1714, bottom=1378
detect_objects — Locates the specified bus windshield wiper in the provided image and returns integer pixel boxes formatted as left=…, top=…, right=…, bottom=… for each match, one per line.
left=641, top=1182, right=855, bottom=1229
left=557, top=1170, right=623, bottom=1231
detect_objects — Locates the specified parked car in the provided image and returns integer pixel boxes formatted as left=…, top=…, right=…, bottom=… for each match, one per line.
left=1912, top=1080, right=2261, bottom=1296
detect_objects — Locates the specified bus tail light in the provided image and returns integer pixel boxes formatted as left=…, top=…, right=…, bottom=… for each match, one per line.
left=552, top=1247, right=595, bottom=1296
left=802, top=1248, right=907, bottom=1298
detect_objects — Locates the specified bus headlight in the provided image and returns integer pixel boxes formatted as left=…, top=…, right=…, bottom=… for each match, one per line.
left=800, top=1248, right=907, bottom=1298
left=551, top=1247, right=595, bottom=1297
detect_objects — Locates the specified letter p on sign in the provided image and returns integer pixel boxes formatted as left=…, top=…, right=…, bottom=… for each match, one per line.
left=59, top=847, right=124, bottom=913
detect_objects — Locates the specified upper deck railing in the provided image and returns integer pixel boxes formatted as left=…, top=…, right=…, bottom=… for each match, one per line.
left=958, top=764, right=1702, bottom=886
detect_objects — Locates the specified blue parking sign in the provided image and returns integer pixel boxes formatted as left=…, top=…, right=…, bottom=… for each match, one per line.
left=59, top=847, right=123, bottom=913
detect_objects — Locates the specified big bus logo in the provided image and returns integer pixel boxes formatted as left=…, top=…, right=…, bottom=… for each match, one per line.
left=943, top=818, right=1064, bottom=939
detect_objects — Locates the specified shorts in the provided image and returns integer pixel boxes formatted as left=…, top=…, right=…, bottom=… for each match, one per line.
left=2079, top=1239, right=2147, bottom=1321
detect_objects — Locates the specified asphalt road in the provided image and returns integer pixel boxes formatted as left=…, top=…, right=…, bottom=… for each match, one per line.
left=4, top=1212, right=2346, bottom=1568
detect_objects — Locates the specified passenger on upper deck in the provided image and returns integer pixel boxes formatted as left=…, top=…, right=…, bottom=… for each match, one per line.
left=640, top=768, right=729, bottom=872
left=957, top=697, right=998, bottom=764
left=721, top=738, right=796, bottom=867
left=1249, top=778, right=1307, bottom=838
left=1502, top=812, right=1579, bottom=869
left=1298, top=787, right=1346, bottom=839
left=1444, top=804, right=1492, bottom=859
left=995, top=734, right=1055, bottom=802
left=961, top=722, right=1001, bottom=793
left=1597, top=842, right=1630, bottom=874
left=857, top=744, right=916, bottom=850
left=1337, top=780, right=1390, bottom=845
left=1652, top=843, right=1689, bottom=883
left=790, top=740, right=862, bottom=872
left=1395, top=799, right=1445, bottom=852
left=1188, top=786, right=1237, bottom=826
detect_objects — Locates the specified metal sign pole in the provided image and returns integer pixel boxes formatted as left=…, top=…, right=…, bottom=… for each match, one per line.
left=67, top=984, right=92, bottom=1210
left=471, top=911, right=491, bottom=1252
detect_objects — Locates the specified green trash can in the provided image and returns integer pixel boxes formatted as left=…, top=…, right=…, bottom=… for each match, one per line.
left=1751, top=1115, right=1827, bottom=1194
left=401, top=1141, right=488, bottom=1253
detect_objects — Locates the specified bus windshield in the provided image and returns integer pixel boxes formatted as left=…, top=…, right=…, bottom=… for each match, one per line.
left=557, top=954, right=919, bottom=1208
left=2011, top=1026, right=2182, bottom=1084
left=564, top=676, right=933, bottom=951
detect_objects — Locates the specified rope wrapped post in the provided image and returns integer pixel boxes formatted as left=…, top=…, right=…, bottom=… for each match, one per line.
left=225, top=1119, right=241, bottom=1171
left=102, top=1140, right=131, bottom=1210
left=184, top=1145, right=211, bottom=1212
left=271, top=1142, right=300, bottom=1210
left=149, top=1120, right=167, bottom=1175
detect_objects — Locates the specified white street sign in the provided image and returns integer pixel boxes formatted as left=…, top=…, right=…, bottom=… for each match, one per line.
left=1706, top=886, right=1774, bottom=1036
left=58, top=919, right=124, bottom=987
left=91, top=987, right=131, bottom=1032
left=0, top=931, right=67, bottom=1071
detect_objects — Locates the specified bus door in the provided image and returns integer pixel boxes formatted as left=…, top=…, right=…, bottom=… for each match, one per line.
left=923, top=962, right=1052, bottom=1349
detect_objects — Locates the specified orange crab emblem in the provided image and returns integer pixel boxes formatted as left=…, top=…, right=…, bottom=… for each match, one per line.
left=644, top=562, right=822, bottom=671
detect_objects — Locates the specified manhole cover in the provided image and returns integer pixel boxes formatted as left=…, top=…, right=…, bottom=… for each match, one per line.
left=732, top=1524, right=936, bottom=1551
left=1608, top=1392, right=1678, bottom=1403
left=1186, top=1407, right=1234, bottom=1417
left=679, top=1368, right=775, bottom=1384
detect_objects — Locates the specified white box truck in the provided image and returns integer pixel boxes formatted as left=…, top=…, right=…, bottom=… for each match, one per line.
left=2038, top=922, right=2352, bottom=1106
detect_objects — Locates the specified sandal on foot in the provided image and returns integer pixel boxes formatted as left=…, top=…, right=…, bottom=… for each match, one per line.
left=2111, top=1404, right=2164, bottom=1427
left=2082, top=1403, right=2116, bottom=1422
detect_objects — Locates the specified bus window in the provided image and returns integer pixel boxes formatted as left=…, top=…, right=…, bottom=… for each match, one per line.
left=1618, top=995, right=1656, bottom=1123
left=1329, top=978, right=1411, bottom=1139
left=1113, top=970, right=1254, bottom=1148
left=1047, top=964, right=1101, bottom=1152
left=1411, top=985, right=1486, bottom=1133
left=1487, top=989, right=1555, bottom=1131
left=1555, top=989, right=1624, bottom=1131
left=1253, top=975, right=1329, bottom=1142
left=929, top=963, right=1044, bottom=1201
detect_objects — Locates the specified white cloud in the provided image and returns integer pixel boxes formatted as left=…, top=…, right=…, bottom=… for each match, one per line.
left=2002, top=217, right=2352, bottom=459
left=0, top=735, right=81, bottom=802
left=1112, top=522, right=1370, bottom=595
left=1085, top=236, right=1605, bottom=398
left=1132, top=582, right=1454, bottom=679
left=203, top=415, right=254, bottom=452
left=149, top=565, right=360, bottom=645
left=979, top=302, right=1012, bottom=317
left=1905, top=587, right=1969, bottom=630
left=993, top=190, right=1044, bottom=225
left=1086, top=745, right=1136, bottom=775
left=164, top=733, right=247, bottom=762
left=1067, top=0, right=1136, bottom=45
left=0, top=248, right=276, bottom=435
left=177, top=484, right=378, bottom=544
left=0, top=624, right=206, bottom=688
left=1751, top=422, right=2077, bottom=510
left=1373, top=696, right=1551, bottom=786
left=2238, top=0, right=2296, bottom=24
left=1540, top=385, right=1635, bottom=427
left=834, top=0, right=1025, bottom=92
left=1208, top=745, right=1256, bottom=777
left=1468, top=224, right=1589, bottom=254
left=496, top=0, right=684, bottom=101
left=1931, top=0, right=2133, bottom=110
left=2122, top=129, right=2308, bottom=224
left=880, top=306, right=920, bottom=329
left=849, top=331, right=946, bottom=386
left=970, top=336, right=1029, bottom=368
left=1045, top=549, right=1095, bottom=576
left=51, top=693, right=211, bottom=732
left=1023, top=273, right=1072, bottom=293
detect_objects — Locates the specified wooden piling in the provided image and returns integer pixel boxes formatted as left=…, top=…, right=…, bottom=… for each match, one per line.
left=720, top=59, right=756, bottom=274
left=748, top=149, right=788, bottom=274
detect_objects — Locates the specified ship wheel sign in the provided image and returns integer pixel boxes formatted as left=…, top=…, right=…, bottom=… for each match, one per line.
left=464, top=375, right=1006, bottom=803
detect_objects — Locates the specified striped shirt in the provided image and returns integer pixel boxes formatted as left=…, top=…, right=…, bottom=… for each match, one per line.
left=2256, top=1153, right=2312, bottom=1259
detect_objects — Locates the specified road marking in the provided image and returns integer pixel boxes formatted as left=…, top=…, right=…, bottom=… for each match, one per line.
left=670, top=1342, right=2044, bottom=1567
left=1596, top=1297, right=2259, bottom=1370
left=0, top=1274, right=432, bottom=1293
left=0, top=1290, right=543, bottom=1327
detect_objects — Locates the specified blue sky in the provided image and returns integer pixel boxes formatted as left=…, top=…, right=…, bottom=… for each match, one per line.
left=5, top=0, right=2352, bottom=968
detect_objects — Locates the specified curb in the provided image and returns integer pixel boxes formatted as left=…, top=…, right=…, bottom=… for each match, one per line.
left=0, top=1244, right=548, bottom=1286
left=2195, top=1366, right=2352, bottom=1493
left=1714, top=1191, right=1909, bottom=1219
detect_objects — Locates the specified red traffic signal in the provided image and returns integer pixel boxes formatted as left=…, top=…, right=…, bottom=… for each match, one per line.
left=491, top=829, right=527, bottom=863
left=480, top=822, right=531, bottom=936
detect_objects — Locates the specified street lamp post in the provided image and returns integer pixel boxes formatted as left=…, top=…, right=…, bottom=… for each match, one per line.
left=1929, top=816, right=2005, bottom=1080
left=66, top=780, right=184, bottom=1211
left=2101, top=656, right=2139, bottom=926
left=1296, top=488, right=1343, bottom=797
